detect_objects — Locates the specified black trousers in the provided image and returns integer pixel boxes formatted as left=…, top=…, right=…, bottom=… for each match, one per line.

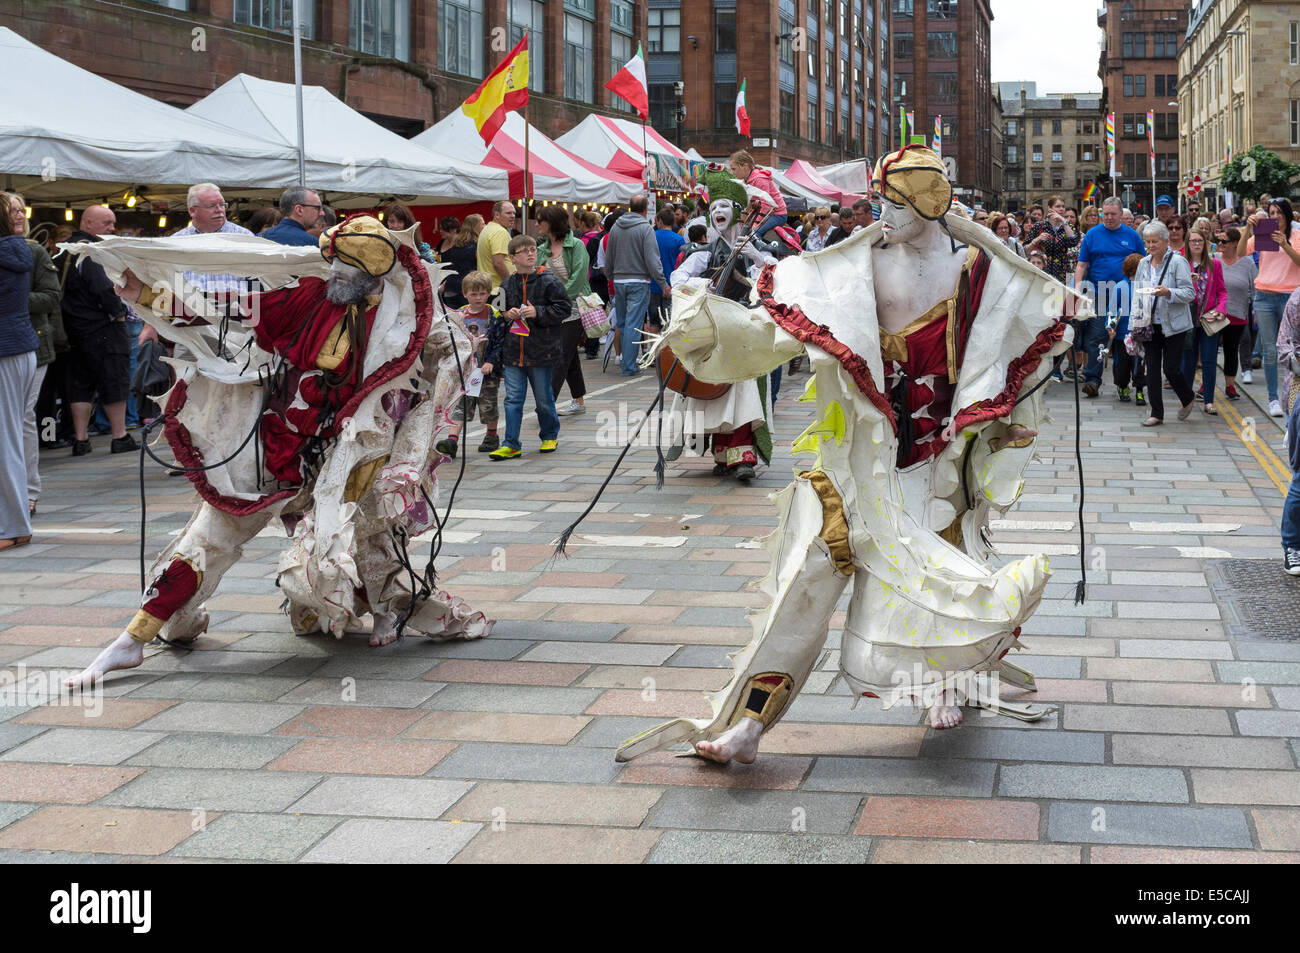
left=1143, top=325, right=1194, bottom=420
left=1111, top=337, right=1144, bottom=391
left=1221, top=324, right=1246, bottom=379
left=552, top=320, right=587, bottom=401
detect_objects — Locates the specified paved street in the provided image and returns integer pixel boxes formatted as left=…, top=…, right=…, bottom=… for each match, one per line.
left=2, top=356, right=1299, bottom=864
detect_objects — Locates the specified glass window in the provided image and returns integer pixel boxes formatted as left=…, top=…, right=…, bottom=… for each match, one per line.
left=895, top=33, right=913, bottom=58
left=1032, top=171, right=1042, bottom=188
left=648, top=8, right=680, bottom=53
left=610, top=31, right=632, bottom=112
left=440, top=0, right=483, bottom=78
left=1154, top=33, right=1164, bottom=58
left=1033, top=118, right=1042, bottom=135
left=893, top=72, right=909, bottom=99
left=1135, top=74, right=1145, bottom=97
left=926, top=31, right=956, bottom=59
left=1121, top=2, right=1134, bottom=21
left=779, top=15, right=796, bottom=66
left=649, top=83, right=675, bottom=132
left=1134, top=32, right=1145, bottom=57
left=610, top=0, right=634, bottom=35
left=715, top=82, right=737, bottom=129
left=809, top=101, right=819, bottom=141
left=141, top=0, right=188, bottom=8
left=716, top=8, right=737, bottom=54
left=1006, top=119, right=1016, bottom=136
left=234, top=0, right=314, bottom=38
left=1032, top=144, right=1041, bottom=162
left=563, top=0, right=594, bottom=13
left=350, top=0, right=410, bottom=59
left=1292, top=22, right=1299, bottom=65
left=781, top=89, right=796, bottom=135
left=565, top=14, right=595, bottom=102
left=892, top=0, right=912, bottom=15
left=1006, top=144, right=1018, bottom=163
left=926, top=0, right=955, bottom=18
left=1292, top=100, right=1300, bottom=147
left=1123, top=75, right=1132, bottom=97
left=1155, top=74, right=1165, bottom=97
left=1122, top=32, right=1132, bottom=59
left=808, top=38, right=819, bottom=77
left=1052, top=119, right=1061, bottom=135
left=1051, top=144, right=1062, bottom=162
left=929, top=72, right=957, bottom=104
left=509, top=0, right=545, bottom=92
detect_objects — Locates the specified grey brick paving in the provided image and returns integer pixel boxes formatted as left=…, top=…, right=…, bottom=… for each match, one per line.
left=0, top=728, right=165, bottom=765
left=287, top=776, right=475, bottom=819
left=648, top=830, right=873, bottom=863
left=276, top=678, right=442, bottom=709
left=171, top=813, right=342, bottom=861
left=1215, top=661, right=1300, bottom=684
left=920, top=728, right=1105, bottom=764
left=421, top=684, right=603, bottom=715
left=300, top=818, right=482, bottom=864
left=428, top=742, right=622, bottom=783
left=0, top=723, right=46, bottom=754
left=1046, top=803, right=1253, bottom=848
left=1234, top=710, right=1300, bottom=737
left=999, top=765, right=1190, bottom=803
left=571, top=716, right=665, bottom=748
left=99, top=767, right=323, bottom=811
left=136, top=701, right=303, bottom=734
left=0, top=803, right=36, bottom=831
left=125, top=732, right=300, bottom=769
left=804, top=756, right=996, bottom=796
left=648, top=789, right=863, bottom=834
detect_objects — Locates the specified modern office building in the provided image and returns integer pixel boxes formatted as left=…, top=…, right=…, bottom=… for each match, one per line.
left=890, top=0, right=996, bottom=206
left=1097, top=0, right=1186, bottom=214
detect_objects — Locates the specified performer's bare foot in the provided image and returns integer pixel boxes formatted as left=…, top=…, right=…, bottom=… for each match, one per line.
left=694, top=717, right=762, bottom=764
left=988, top=424, right=1038, bottom=452
left=369, top=611, right=401, bottom=647
left=929, top=703, right=964, bottom=729
left=63, top=632, right=143, bottom=689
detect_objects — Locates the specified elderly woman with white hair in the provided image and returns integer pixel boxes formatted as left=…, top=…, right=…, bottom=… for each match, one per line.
left=1132, top=219, right=1196, bottom=425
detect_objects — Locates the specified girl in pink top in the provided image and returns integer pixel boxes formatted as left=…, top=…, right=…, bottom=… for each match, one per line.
left=729, top=150, right=788, bottom=240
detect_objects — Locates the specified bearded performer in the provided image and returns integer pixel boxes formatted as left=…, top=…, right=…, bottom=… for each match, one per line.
left=660, top=168, right=775, bottom=482
left=618, top=146, right=1087, bottom=764
left=64, top=216, right=490, bottom=689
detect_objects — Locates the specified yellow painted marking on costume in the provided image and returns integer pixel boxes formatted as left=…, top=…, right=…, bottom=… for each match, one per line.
left=799, top=376, right=818, bottom=402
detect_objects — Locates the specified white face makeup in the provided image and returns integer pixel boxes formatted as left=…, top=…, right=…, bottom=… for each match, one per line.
left=709, top=200, right=736, bottom=233
left=879, top=198, right=927, bottom=244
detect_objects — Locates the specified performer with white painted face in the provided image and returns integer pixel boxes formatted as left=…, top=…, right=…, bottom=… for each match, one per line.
left=64, top=215, right=489, bottom=689
left=620, top=145, right=1085, bottom=764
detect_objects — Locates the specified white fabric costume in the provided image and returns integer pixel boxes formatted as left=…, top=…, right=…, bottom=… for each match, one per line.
left=618, top=207, right=1084, bottom=761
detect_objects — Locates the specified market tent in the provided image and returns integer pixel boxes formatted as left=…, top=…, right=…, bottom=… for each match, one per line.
left=815, top=158, right=873, bottom=198
left=0, top=27, right=300, bottom=204
left=556, top=115, right=692, bottom=191
left=186, top=74, right=508, bottom=202
left=784, top=160, right=866, bottom=207
left=412, top=109, right=640, bottom=205
left=763, top=166, right=836, bottom=205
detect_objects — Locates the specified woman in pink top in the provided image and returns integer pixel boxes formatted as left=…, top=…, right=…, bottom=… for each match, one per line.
left=729, top=150, right=788, bottom=240
left=1236, top=197, right=1300, bottom=416
left=1182, top=230, right=1227, bottom=414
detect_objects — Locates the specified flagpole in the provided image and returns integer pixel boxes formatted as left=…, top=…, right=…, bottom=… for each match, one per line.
left=524, top=94, right=531, bottom=237
left=291, top=0, right=305, bottom=186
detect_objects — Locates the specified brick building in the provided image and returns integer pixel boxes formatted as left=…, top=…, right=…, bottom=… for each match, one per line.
left=998, top=83, right=1104, bottom=213
left=1179, top=0, right=1300, bottom=210
left=890, top=0, right=995, bottom=207
left=2, top=0, right=648, bottom=144
left=646, top=0, right=892, bottom=168
left=1097, top=0, right=1186, bottom=216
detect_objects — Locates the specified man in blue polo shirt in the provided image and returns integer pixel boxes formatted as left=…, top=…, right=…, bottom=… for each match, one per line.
left=263, top=187, right=324, bottom=246
left=1074, top=196, right=1144, bottom=398
left=649, top=205, right=684, bottom=332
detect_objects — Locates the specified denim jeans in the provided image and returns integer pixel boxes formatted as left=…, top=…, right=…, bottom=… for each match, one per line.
left=502, top=364, right=558, bottom=451
left=613, top=281, right=651, bottom=375
left=756, top=212, right=787, bottom=239
left=1282, top=467, right=1300, bottom=551
left=1080, top=318, right=1110, bottom=385
left=1253, top=290, right=1288, bottom=402
left=1198, top=327, right=1222, bottom=403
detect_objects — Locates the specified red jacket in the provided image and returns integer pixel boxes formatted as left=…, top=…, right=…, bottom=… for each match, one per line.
left=746, top=168, right=787, bottom=218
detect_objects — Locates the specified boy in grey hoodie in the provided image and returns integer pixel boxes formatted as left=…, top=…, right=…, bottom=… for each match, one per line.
left=605, top=193, right=669, bottom=376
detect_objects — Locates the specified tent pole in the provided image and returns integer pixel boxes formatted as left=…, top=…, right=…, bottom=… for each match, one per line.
left=292, top=0, right=306, bottom=187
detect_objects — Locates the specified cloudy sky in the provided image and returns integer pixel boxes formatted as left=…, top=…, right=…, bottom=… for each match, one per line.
left=990, top=0, right=1106, bottom=95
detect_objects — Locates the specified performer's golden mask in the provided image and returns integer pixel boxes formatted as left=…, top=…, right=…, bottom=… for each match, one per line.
left=319, top=214, right=399, bottom=277
left=873, top=145, right=952, bottom=222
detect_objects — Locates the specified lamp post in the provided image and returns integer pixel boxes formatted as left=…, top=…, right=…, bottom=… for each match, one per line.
left=687, top=35, right=699, bottom=136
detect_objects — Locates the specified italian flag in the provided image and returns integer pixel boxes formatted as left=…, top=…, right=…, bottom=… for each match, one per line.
left=605, top=43, right=649, bottom=120
left=735, top=78, right=750, bottom=136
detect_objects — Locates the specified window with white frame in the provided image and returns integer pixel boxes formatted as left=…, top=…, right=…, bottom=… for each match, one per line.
left=1292, top=22, right=1299, bottom=65
left=350, top=0, right=409, bottom=59
left=1292, top=100, right=1300, bottom=147
left=235, top=0, right=313, bottom=38
left=610, top=7, right=634, bottom=113
left=509, top=0, right=545, bottom=92
left=564, top=4, right=595, bottom=102
left=440, top=0, right=483, bottom=78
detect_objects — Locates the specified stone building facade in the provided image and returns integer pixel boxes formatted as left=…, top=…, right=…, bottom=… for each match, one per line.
left=890, top=0, right=995, bottom=206
left=1098, top=0, right=1186, bottom=216
left=1179, top=0, right=1300, bottom=208
left=998, top=83, right=1104, bottom=213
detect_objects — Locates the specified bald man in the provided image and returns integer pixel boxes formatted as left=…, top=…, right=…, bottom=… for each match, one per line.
left=59, top=206, right=138, bottom=456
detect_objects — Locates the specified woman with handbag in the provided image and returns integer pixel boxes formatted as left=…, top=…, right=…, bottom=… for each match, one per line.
left=1216, top=227, right=1257, bottom=402
left=1183, top=230, right=1228, bottom=414
left=1133, top=221, right=1197, bottom=426
left=536, top=206, right=592, bottom=416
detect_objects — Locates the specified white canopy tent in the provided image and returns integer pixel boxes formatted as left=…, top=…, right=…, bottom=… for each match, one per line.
left=0, top=27, right=301, bottom=205
left=816, top=158, right=873, bottom=197
left=412, top=109, right=639, bottom=205
left=187, top=74, right=509, bottom=203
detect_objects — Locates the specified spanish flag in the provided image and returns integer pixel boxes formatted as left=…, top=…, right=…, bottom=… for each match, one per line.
left=461, top=36, right=530, bottom=146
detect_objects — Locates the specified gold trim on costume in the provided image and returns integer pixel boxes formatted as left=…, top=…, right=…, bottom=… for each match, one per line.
left=877, top=246, right=977, bottom=383
left=798, top=470, right=855, bottom=575
left=938, top=518, right=965, bottom=548
left=316, top=314, right=352, bottom=371
left=126, top=609, right=164, bottom=643
left=344, top=455, right=390, bottom=504
left=734, top=673, right=794, bottom=727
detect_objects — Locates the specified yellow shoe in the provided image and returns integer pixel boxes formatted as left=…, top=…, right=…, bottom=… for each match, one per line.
left=489, top=446, right=522, bottom=460
left=539, top=439, right=558, bottom=453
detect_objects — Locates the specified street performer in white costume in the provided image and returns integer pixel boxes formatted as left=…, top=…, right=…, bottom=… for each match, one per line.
left=65, top=215, right=490, bottom=689
left=618, top=145, right=1087, bottom=764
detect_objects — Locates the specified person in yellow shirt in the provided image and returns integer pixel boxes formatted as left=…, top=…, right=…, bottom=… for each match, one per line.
left=477, top=201, right=517, bottom=292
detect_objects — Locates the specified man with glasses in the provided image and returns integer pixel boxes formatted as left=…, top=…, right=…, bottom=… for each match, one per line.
left=972, top=207, right=990, bottom=227
left=263, top=187, right=324, bottom=246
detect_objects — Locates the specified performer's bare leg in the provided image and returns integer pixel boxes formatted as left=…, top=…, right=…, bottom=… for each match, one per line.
left=66, top=504, right=271, bottom=688
left=369, top=611, right=400, bottom=647
left=695, top=716, right=763, bottom=764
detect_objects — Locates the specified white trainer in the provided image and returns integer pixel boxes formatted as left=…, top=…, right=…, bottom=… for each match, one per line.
left=1269, top=399, right=1285, bottom=418
left=1241, top=369, right=1253, bottom=383
left=556, top=400, right=586, bottom=416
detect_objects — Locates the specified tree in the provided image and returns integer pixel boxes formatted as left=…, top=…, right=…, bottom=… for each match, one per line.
left=1221, top=145, right=1300, bottom=201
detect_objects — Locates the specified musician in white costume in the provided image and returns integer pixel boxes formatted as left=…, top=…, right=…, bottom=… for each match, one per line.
left=618, top=146, right=1087, bottom=764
